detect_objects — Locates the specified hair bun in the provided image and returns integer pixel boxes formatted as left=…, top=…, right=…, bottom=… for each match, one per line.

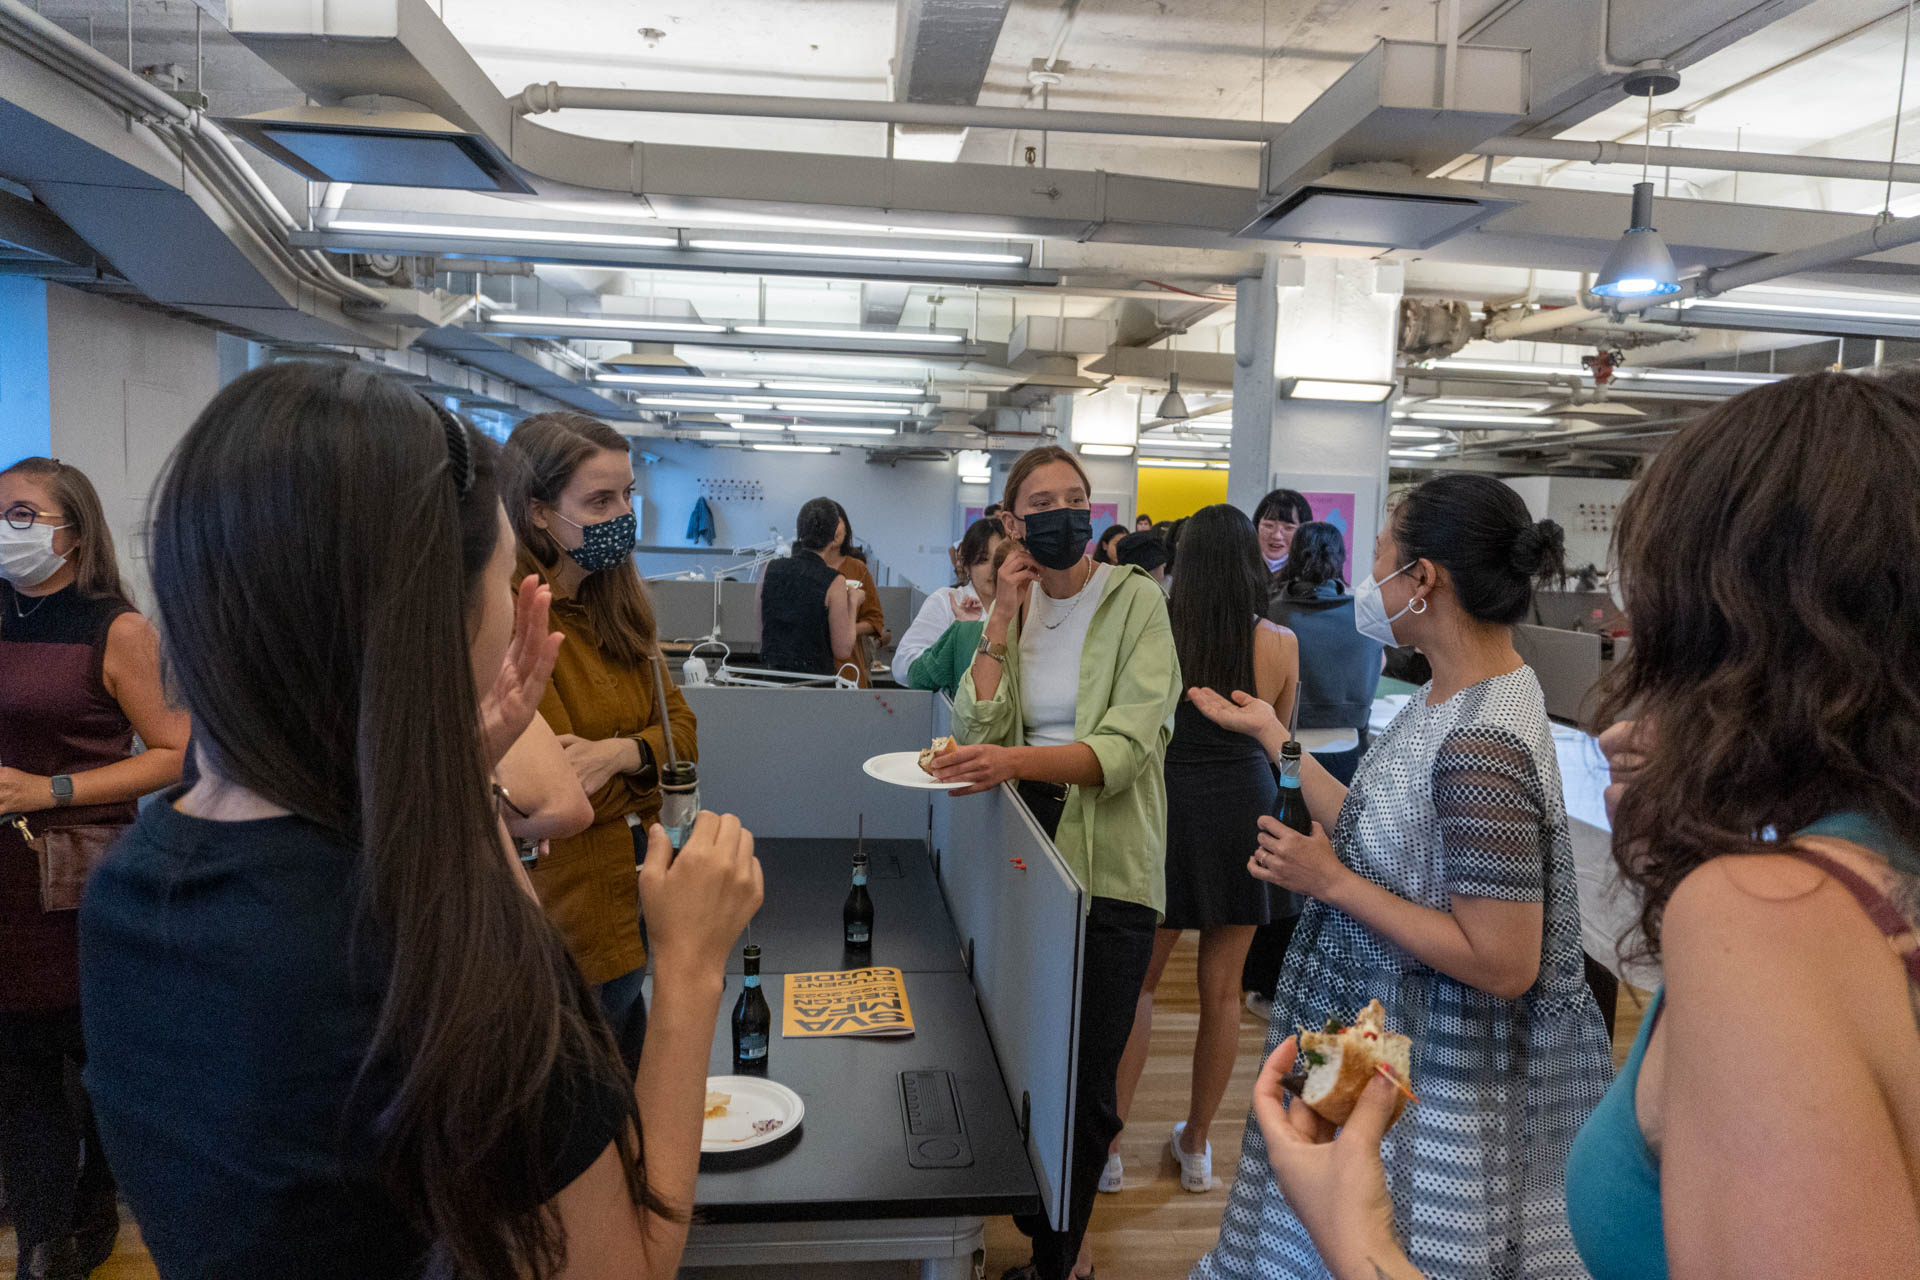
left=1510, top=518, right=1567, bottom=580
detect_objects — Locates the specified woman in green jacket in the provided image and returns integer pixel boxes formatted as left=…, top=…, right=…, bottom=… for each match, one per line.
left=929, top=445, right=1183, bottom=1280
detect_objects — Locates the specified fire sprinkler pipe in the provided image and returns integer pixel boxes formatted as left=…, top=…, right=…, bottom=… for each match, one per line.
left=512, top=84, right=1276, bottom=143
left=1470, top=136, right=1920, bottom=187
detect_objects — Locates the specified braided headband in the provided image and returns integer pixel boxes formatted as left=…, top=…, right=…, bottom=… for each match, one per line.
left=419, top=397, right=476, bottom=499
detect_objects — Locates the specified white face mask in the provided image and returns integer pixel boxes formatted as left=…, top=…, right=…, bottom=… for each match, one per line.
left=0, top=521, right=68, bottom=589
left=1353, top=562, right=1418, bottom=646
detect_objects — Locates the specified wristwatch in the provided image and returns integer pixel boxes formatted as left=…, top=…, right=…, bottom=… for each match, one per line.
left=975, top=636, right=1009, bottom=664
left=50, top=775, right=73, bottom=808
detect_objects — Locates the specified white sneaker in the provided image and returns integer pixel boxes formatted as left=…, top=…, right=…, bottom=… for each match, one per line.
left=1096, top=1151, right=1123, bottom=1193
left=1170, top=1122, right=1214, bottom=1193
left=1244, top=990, right=1273, bottom=1022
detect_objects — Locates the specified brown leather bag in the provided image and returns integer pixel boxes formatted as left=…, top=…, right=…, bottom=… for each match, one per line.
left=8, top=816, right=125, bottom=912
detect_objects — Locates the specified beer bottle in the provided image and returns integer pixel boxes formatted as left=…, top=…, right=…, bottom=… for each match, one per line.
left=1273, top=741, right=1312, bottom=836
left=731, top=944, right=770, bottom=1073
left=843, top=851, right=874, bottom=950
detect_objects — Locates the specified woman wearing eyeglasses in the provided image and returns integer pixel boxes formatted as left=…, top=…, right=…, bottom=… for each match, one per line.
left=0, top=458, right=187, bottom=1279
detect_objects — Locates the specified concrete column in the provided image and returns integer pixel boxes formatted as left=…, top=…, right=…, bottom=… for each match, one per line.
left=1230, top=256, right=1400, bottom=578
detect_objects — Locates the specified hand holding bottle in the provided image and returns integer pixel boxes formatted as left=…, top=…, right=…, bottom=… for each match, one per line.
left=640, top=811, right=762, bottom=988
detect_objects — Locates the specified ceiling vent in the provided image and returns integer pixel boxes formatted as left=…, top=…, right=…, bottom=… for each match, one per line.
left=1243, top=186, right=1502, bottom=250
left=219, top=101, right=534, bottom=194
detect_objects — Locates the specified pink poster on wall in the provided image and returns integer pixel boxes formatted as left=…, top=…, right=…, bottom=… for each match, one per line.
left=1299, top=491, right=1359, bottom=581
left=962, top=503, right=1121, bottom=555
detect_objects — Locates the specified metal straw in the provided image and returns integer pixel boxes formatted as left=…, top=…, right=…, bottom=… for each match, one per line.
left=647, top=653, right=679, bottom=769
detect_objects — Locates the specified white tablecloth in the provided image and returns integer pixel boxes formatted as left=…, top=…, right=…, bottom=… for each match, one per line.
left=1368, top=695, right=1659, bottom=989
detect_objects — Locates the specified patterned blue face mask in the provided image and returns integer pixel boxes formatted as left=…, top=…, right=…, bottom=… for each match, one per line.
left=554, top=510, right=636, bottom=573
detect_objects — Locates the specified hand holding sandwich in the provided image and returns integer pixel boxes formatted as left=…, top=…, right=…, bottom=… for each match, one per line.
left=1254, top=1037, right=1425, bottom=1280
left=1248, top=814, right=1347, bottom=901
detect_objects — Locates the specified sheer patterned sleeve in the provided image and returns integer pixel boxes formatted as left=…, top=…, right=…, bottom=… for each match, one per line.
left=1434, top=724, right=1547, bottom=902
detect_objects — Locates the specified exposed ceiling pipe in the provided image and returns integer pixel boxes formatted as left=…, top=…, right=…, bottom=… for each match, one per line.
left=512, top=84, right=1275, bottom=142
left=1470, top=136, right=1920, bottom=186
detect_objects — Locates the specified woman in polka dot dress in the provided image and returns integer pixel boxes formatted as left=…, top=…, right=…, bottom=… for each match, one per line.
left=1187, top=475, right=1615, bottom=1280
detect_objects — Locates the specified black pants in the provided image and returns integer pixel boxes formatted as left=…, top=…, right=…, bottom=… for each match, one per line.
left=1015, top=776, right=1156, bottom=1280
left=596, top=967, right=650, bottom=1079
left=0, top=1008, right=115, bottom=1256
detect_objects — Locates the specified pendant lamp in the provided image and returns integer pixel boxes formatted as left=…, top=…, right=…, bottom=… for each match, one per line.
left=1591, top=66, right=1683, bottom=301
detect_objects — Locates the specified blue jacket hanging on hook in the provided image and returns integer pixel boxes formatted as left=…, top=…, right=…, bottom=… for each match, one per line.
left=686, top=496, right=717, bottom=546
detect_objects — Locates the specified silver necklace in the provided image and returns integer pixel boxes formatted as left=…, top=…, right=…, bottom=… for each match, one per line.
left=1039, top=559, right=1096, bottom=630
left=10, top=590, right=50, bottom=619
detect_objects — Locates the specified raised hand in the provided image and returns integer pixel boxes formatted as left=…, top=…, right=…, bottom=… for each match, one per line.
left=479, top=575, right=563, bottom=767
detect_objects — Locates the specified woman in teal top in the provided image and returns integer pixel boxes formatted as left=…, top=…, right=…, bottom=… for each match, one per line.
left=1219, top=371, right=1920, bottom=1280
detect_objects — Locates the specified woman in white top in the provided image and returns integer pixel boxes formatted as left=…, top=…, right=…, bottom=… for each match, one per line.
left=929, top=445, right=1182, bottom=1280
left=891, top=518, right=1001, bottom=678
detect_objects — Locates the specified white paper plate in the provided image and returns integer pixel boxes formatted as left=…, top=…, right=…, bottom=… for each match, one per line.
left=701, top=1075, right=805, bottom=1153
left=862, top=750, right=960, bottom=791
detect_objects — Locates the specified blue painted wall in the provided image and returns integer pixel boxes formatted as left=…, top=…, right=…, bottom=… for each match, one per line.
left=0, top=278, right=50, bottom=463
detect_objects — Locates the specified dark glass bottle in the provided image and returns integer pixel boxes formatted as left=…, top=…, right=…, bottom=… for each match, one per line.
left=843, top=851, right=874, bottom=951
left=731, top=944, right=770, bottom=1073
left=1273, top=741, right=1312, bottom=836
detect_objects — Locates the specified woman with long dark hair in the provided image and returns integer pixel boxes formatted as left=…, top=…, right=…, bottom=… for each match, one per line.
left=1188, top=473, right=1613, bottom=1280
left=80, top=363, right=762, bottom=1279
left=1246, top=370, right=1920, bottom=1280
left=818, top=499, right=890, bottom=686
left=502, top=411, right=699, bottom=1070
left=0, top=458, right=187, bottom=1279
left=1106, top=505, right=1297, bottom=1198
left=928, top=445, right=1182, bottom=1280
left=759, top=496, right=860, bottom=677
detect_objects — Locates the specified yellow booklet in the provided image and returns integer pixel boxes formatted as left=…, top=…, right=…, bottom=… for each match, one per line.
left=780, top=966, right=916, bottom=1038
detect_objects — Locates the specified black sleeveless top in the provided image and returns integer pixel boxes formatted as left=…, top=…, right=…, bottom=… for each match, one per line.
left=760, top=551, right=840, bottom=674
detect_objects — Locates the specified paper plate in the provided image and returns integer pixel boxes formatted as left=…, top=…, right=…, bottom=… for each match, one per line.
left=863, top=750, right=961, bottom=791
left=701, top=1075, right=805, bottom=1153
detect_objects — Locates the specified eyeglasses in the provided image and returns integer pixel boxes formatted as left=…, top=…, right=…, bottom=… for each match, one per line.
left=3, top=504, right=64, bottom=531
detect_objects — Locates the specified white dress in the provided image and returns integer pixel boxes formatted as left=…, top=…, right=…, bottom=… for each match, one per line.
left=1193, top=666, right=1615, bottom=1280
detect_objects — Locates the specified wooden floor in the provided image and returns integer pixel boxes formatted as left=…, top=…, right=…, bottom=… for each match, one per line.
left=2, top=937, right=1648, bottom=1280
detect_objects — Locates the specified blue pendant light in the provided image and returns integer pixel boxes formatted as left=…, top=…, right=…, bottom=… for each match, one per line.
left=1591, top=69, right=1683, bottom=300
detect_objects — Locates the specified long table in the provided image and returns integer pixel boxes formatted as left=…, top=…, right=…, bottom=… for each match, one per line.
left=677, top=836, right=1041, bottom=1278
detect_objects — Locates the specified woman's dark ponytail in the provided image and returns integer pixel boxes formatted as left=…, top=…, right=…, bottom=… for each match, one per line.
left=1508, top=518, right=1567, bottom=584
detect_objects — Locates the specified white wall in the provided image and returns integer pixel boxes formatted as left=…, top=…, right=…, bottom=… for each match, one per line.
left=44, top=286, right=221, bottom=610
left=1502, top=475, right=1632, bottom=572
left=634, top=438, right=971, bottom=591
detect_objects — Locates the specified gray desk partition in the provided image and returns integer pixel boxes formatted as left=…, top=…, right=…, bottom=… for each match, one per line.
left=928, top=700, right=1085, bottom=1234
left=1513, top=624, right=1604, bottom=723
left=679, top=686, right=938, bottom=839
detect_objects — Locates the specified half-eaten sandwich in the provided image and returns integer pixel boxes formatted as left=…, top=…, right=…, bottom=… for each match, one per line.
left=1295, top=999, right=1415, bottom=1129
left=918, top=736, right=960, bottom=776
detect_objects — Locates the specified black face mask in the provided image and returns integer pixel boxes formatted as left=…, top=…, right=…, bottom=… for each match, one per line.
left=1020, top=507, right=1093, bottom=571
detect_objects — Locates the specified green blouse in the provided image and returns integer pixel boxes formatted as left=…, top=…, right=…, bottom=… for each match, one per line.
left=953, top=564, right=1182, bottom=916
left=905, top=619, right=986, bottom=697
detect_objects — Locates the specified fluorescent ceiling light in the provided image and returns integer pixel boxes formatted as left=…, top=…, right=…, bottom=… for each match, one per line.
left=1138, top=437, right=1226, bottom=450
left=793, top=425, right=898, bottom=436
left=329, top=218, right=676, bottom=248
left=761, top=381, right=924, bottom=397
left=1281, top=377, right=1397, bottom=402
left=731, top=422, right=790, bottom=432
left=490, top=314, right=725, bottom=334
left=595, top=374, right=762, bottom=389
left=666, top=210, right=1038, bottom=241
left=735, top=325, right=965, bottom=344
left=1080, top=444, right=1136, bottom=457
left=1403, top=411, right=1552, bottom=426
left=1416, top=397, right=1553, bottom=412
left=960, top=478, right=990, bottom=486
left=1422, top=359, right=1587, bottom=377
left=690, top=238, right=1025, bottom=265
left=1139, top=457, right=1209, bottom=469
left=636, top=396, right=774, bottom=411
left=1390, top=427, right=1448, bottom=441
left=773, top=402, right=914, bottom=416
left=1611, top=367, right=1784, bottom=385
left=715, top=413, right=744, bottom=423
left=751, top=443, right=833, bottom=453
